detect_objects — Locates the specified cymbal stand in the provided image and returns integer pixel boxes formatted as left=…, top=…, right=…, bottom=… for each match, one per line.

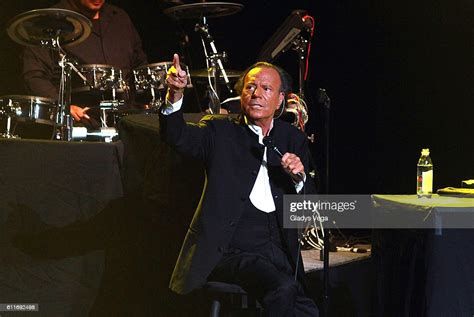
left=54, top=36, right=89, bottom=141
left=195, top=17, right=233, bottom=114
left=55, top=42, right=72, bottom=140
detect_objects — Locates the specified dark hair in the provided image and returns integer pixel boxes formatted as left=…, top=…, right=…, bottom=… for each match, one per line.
left=234, top=62, right=292, bottom=95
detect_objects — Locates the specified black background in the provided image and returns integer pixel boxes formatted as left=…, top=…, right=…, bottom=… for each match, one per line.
left=1, top=0, right=473, bottom=195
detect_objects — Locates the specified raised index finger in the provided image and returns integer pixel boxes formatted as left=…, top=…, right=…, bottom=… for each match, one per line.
left=172, top=53, right=182, bottom=73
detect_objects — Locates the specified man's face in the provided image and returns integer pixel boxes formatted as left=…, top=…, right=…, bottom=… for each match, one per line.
left=240, top=66, right=284, bottom=125
left=78, top=0, right=105, bottom=12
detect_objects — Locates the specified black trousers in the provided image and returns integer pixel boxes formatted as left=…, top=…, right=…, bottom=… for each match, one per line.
left=209, top=241, right=319, bottom=317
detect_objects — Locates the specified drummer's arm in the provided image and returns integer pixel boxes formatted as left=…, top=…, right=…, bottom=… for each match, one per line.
left=132, top=41, right=148, bottom=69
left=70, top=105, right=91, bottom=121
left=128, top=16, right=147, bottom=67
left=22, top=47, right=58, bottom=100
left=23, top=48, right=95, bottom=126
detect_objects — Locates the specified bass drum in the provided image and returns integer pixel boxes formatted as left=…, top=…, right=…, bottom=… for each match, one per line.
left=0, top=95, right=58, bottom=139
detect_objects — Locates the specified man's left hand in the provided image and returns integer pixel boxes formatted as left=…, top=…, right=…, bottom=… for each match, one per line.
left=281, top=153, right=305, bottom=182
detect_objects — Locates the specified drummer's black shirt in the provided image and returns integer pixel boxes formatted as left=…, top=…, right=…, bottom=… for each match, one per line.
left=22, top=0, right=148, bottom=103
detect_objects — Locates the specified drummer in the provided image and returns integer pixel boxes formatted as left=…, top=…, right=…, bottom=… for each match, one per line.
left=22, top=0, right=148, bottom=127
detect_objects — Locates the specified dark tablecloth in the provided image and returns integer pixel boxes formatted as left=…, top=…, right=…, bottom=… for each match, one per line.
left=117, top=113, right=207, bottom=316
left=0, top=138, right=123, bottom=316
left=0, top=114, right=212, bottom=317
left=372, top=195, right=474, bottom=317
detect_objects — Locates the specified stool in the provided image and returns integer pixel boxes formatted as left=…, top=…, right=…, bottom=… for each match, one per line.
left=203, top=281, right=262, bottom=317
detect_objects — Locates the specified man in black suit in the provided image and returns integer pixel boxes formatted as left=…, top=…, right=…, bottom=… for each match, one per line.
left=160, top=54, right=318, bottom=316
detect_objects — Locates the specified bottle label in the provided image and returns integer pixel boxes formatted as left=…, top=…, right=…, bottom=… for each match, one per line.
left=422, top=170, right=433, bottom=193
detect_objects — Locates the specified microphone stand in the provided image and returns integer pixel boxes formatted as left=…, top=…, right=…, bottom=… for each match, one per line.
left=319, top=89, right=331, bottom=194
left=318, top=88, right=331, bottom=317
left=291, top=29, right=332, bottom=317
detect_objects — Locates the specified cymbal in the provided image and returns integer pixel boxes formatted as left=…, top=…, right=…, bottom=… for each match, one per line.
left=7, top=8, right=92, bottom=48
left=164, top=2, right=244, bottom=19
left=191, top=68, right=242, bottom=81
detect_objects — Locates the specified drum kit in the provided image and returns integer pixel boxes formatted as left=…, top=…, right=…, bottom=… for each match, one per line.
left=0, top=2, right=244, bottom=141
left=1, top=2, right=311, bottom=141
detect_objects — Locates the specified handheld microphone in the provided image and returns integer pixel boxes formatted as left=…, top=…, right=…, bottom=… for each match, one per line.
left=263, top=136, right=304, bottom=182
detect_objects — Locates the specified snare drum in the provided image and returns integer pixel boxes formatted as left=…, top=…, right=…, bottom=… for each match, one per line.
left=133, top=62, right=192, bottom=91
left=77, top=64, right=127, bottom=92
left=0, top=95, right=58, bottom=139
left=0, top=95, right=57, bottom=125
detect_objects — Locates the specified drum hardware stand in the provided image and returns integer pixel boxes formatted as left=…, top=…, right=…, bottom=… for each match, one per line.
left=147, top=73, right=165, bottom=110
left=132, top=67, right=162, bottom=110
left=71, top=126, right=118, bottom=142
left=55, top=39, right=93, bottom=141
left=5, top=8, right=93, bottom=140
left=0, top=99, right=22, bottom=138
left=195, top=17, right=233, bottom=114
left=148, top=85, right=162, bottom=110
left=99, top=69, right=127, bottom=128
left=98, top=100, right=124, bottom=128
left=108, top=68, right=127, bottom=101
left=41, top=36, right=71, bottom=141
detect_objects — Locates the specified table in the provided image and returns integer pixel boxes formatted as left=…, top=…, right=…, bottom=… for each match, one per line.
left=373, top=194, right=474, bottom=232
left=118, top=113, right=207, bottom=316
left=301, top=248, right=372, bottom=317
left=0, top=114, right=221, bottom=317
left=303, top=248, right=371, bottom=272
left=1, top=114, right=207, bottom=317
left=0, top=138, right=124, bottom=316
left=372, top=195, right=474, bottom=317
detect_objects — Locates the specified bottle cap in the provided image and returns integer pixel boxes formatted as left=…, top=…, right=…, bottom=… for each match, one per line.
left=421, top=148, right=430, bottom=156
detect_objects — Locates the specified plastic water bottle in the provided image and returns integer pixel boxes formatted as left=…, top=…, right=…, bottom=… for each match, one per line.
left=417, top=148, right=433, bottom=197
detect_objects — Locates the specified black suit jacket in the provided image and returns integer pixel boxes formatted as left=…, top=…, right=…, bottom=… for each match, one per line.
left=160, top=109, right=316, bottom=294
